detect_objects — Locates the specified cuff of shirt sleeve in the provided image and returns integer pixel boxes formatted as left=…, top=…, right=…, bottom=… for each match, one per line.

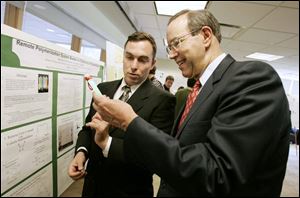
left=102, top=136, right=112, bottom=158
left=76, top=147, right=88, bottom=158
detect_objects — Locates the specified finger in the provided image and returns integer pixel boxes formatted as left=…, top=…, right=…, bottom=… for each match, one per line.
left=93, top=112, right=102, bottom=120
left=85, top=122, right=93, bottom=128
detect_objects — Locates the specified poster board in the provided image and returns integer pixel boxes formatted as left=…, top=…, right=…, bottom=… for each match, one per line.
left=1, top=24, right=104, bottom=197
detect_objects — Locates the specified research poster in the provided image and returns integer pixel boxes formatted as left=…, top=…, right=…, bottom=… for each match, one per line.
left=1, top=24, right=104, bottom=197
left=2, top=165, right=53, bottom=197
left=57, top=73, right=83, bottom=115
left=57, top=110, right=83, bottom=156
left=1, top=67, right=52, bottom=130
left=85, top=77, right=102, bottom=107
left=1, top=119, right=52, bottom=194
left=57, top=150, right=76, bottom=196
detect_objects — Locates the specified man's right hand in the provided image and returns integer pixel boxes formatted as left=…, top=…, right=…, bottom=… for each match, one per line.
left=68, top=151, right=87, bottom=180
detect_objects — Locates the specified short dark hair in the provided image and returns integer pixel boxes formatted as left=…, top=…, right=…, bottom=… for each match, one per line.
left=124, top=32, right=157, bottom=60
left=165, top=75, right=174, bottom=81
left=168, top=9, right=222, bottom=43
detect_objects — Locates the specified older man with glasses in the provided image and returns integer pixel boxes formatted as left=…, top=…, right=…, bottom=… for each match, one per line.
left=91, top=9, right=291, bottom=196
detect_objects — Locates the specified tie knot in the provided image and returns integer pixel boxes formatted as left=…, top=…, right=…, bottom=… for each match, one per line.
left=122, top=85, right=131, bottom=93
left=193, top=80, right=201, bottom=90
left=119, top=85, right=131, bottom=102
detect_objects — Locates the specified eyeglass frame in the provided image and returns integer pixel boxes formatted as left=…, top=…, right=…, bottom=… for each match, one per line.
left=166, top=27, right=202, bottom=55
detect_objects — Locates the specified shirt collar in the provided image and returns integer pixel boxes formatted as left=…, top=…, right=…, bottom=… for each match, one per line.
left=200, top=53, right=226, bottom=87
left=120, top=78, right=145, bottom=94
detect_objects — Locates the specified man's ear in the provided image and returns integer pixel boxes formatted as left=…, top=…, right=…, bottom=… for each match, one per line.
left=201, top=26, right=213, bottom=48
left=151, top=59, right=156, bottom=69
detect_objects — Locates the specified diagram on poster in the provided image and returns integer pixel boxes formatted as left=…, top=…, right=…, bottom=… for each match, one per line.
left=1, top=119, right=52, bottom=193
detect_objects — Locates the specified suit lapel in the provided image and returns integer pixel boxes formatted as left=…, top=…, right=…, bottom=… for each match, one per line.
left=127, top=79, right=152, bottom=112
left=107, top=80, right=121, bottom=99
left=109, top=79, right=152, bottom=134
left=175, top=55, right=235, bottom=138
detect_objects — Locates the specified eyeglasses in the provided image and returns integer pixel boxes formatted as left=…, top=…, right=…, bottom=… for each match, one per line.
left=166, top=28, right=201, bottom=55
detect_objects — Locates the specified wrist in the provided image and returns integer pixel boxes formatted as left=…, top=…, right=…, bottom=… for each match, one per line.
left=76, top=149, right=88, bottom=158
left=121, top=113, right=138, bottom=131
left=96, top=135, right=109, bottom=150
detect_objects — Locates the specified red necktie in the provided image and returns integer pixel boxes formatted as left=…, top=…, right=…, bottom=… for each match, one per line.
left=177, top=80, right=201, bottom=130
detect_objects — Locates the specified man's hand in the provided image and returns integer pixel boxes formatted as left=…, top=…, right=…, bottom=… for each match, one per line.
left=92, top=94, right=138, bottom=131
left=68, top=151, right=87, bottom=180
left=86, top=112, right=110, bottom=149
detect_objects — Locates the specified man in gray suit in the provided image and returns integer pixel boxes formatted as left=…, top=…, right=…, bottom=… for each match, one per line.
left=68, top=32, right=175, bottom=196
left=91, top=9, right=291, bottom=197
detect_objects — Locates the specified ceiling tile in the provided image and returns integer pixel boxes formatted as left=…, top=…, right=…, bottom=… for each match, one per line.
left=277, top=36, right=299, bottom=49
left=245, top=1, right=283, bottom=6
left=281, top=1, right=299, bottom=9
left=208, top=1, right=275, bottom=27
left=237, top=28, right=295, bottom=45
left=254, top=7, right=299, bottom=34
left=126, top=1, right=155, bottom=14
left=225, top=40, right=267, bottom=52
left=221, top=25, right=241, bottom=38
left=260, top=46, right=298, bottom=57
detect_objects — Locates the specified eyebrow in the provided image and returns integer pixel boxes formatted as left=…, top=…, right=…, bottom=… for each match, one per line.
left=125, top=52, right=150, bottom=60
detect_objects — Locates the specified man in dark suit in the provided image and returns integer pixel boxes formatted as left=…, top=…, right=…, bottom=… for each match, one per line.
left=68, top=32, right=175, bottom=196
left=91, top=9, right=291, bottom=196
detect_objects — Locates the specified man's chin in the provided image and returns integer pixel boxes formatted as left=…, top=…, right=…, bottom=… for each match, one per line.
left=182, top=71, right=192, bottom=78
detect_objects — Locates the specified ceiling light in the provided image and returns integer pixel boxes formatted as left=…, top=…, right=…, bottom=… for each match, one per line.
left=33, top=4, right=46, bottom=10
left=246, top=52, right=284, bottom=61
left=47, top=28, right=55, bottom=32
left=56, top=33, right=69, bottom=38
left=155, top=1, right=208, bottom=16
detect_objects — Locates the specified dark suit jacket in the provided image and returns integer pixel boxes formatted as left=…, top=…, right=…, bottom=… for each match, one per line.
left=76, top=79, right=175, bottom=196
left=123, top=55, right=291, bottom=196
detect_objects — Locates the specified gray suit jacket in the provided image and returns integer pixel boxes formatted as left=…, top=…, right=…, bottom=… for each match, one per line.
left=124, top=55, right=291, bottom=196
left=76, top=78, right=175, bottom=196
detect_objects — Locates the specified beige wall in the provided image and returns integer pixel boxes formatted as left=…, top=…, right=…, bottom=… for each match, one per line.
left=155, top=58, right=188, bottom=94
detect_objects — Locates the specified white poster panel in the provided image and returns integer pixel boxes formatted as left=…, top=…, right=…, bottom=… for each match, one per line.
left=57, top=150, right=76, bottom=196
left=2, top=164, right=53, bottom=197
left=1, top=67, right=52, bottom=130
left=57, top=111, right=83, bottom=156
left=106, top=41, right=124, bottom=81
left=57, top=73, right=83, bottom=115
left=2, top=24, right=102, bottom=76
left=1, top=119, right=52, bottom=193
left=85, top=77, right=102, bottom=108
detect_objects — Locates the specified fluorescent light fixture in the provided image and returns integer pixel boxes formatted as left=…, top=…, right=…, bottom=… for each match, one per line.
left=246, top=52, right=284, bottom=61
left=56, top=33, right=69, bottom=38
left=33, top=4, right=46, bottom=10
left=46, top=28, right=55, bottom=32
left=155, top=1, right=208, bottom=16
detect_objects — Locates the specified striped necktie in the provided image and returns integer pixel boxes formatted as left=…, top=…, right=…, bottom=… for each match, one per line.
left=176, top=80, right=201, bottom=137
left=119, top=85, right=131, bottom=102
